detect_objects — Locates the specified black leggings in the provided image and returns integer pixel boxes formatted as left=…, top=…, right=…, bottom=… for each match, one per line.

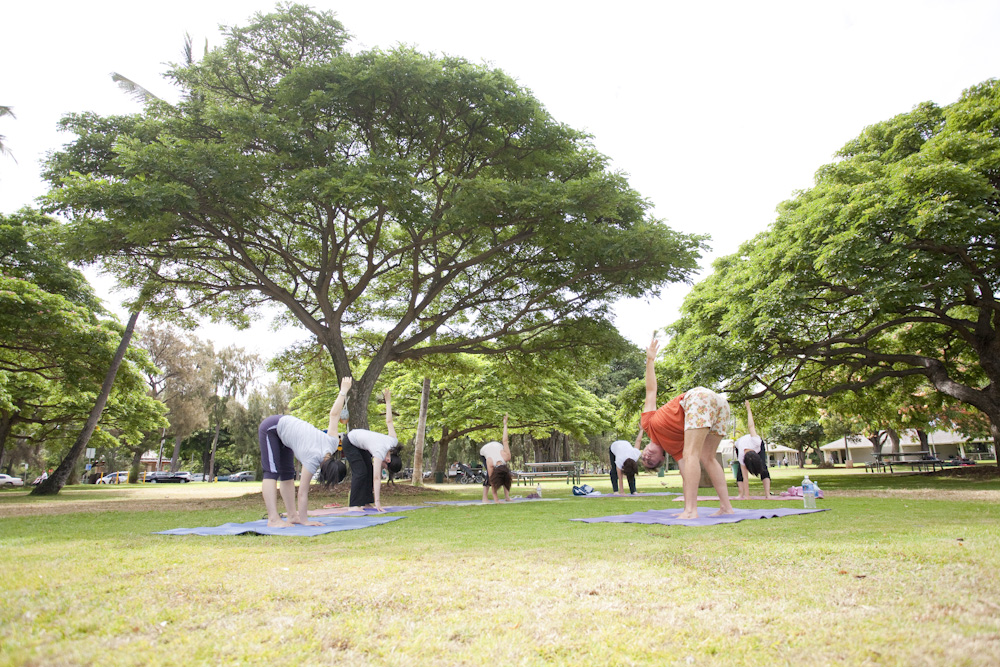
left=736, top=440, right=771, bottom=482
left=342, top=433, right=375, bottom=506
left=609, top=448, right=636, bottom=494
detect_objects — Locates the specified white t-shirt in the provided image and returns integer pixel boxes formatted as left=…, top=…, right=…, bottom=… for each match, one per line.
left=609, top=440, right=640, bottom=469
left=347, top=429, right=397, bottom=462
left=275, top=415, right=337, bottom=475
left=480, top=441, right=507, bottom=466
left=734, top=435, right=764, bottom=465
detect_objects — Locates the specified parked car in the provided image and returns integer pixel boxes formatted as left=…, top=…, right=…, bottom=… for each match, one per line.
left=97, top=471, right=129, bottom=484
left=228, top=471, right=255, bottom=482
left=145, top=471, right=192, bottom=483
left=0, top=474, right=24, bottom=487
left=189, top=473, right=206, bottom=482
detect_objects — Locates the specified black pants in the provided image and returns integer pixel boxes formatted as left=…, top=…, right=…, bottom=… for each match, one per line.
left=342, top=434, right=375, bottom=506
left=609, top=448, right=636, bottom=494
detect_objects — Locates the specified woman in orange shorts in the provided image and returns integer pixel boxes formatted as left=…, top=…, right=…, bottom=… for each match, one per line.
left=639, top=336, right=734, bottom=519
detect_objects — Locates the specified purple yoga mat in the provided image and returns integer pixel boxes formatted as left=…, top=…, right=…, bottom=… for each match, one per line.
left=571, top=506, right=829, bottom=527
left=155, top=514, right=404, bottom=536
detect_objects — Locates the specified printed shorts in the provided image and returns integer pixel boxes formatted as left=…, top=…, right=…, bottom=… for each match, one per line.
left=679, top=387, right=730, bottom=437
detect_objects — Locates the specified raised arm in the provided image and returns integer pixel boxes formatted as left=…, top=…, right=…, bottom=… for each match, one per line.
left=327, top=376, right=352, bottom=435
left=644, top=335, right=660, bottom=413
left=383, top=388, right=397, bottom=440
left=744, top=400, right=758, bottom=438
left=633, top=422, right=645, bottom=450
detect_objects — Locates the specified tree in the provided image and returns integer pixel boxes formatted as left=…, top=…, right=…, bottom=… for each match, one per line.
left=43, top=4, right=705, bottom=427
left=133, top=325, right=213, bottom=470
left=0, top=211, right=164, bottom=489
left=0, top=105, right=14, bottom=161
left=663, top=79, right=1000, bottom=463
left=205, top=345, right=260, bottom=481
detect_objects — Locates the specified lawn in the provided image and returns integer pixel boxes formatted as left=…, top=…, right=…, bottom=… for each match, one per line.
left=1, top=466, right=998, bottom=666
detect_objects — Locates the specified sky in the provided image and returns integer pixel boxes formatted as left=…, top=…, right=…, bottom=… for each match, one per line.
left=3, top=0, right=998, bottom=365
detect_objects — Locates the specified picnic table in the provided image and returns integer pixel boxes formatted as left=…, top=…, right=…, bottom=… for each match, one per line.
left=865, top=451, right=944, bottom=473
left=516, top=461, right=581, bottom=485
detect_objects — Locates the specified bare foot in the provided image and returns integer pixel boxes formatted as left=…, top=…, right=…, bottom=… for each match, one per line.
left=676, top=510, right=698, bottom=519
left=292, top=519, right=322, bottom=527
left=710, top=508, right=736, bottom=516
left=267, top=518, right=294, bottom=528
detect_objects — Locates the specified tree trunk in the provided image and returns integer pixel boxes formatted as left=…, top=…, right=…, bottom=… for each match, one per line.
left=33, top=308, right=142, bottom=496
left=886, top=428, right=900, bottom=454
left=129, top=447, right=143, bottom=483
left=698, top=465, right=713, bottom=488
left=411, top=377, right=430, bottom=487
left=0, top=411, right=12, bottom=471
left=170, top=433, right=182, bottom=471
left=207, top=419, right=222, bottom=481
left=433, top=426, right=453, bottom=477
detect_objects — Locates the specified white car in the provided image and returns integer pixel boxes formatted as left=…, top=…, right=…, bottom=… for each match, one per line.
left=0, top=474, right=25, bottom=487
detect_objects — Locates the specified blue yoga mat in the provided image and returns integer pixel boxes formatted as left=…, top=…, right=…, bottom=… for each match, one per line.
left=572, top=507, right=829, bottom=527
left=425, top=497, right=562, bottom=506
left=155, top=514, right=404, bottom=536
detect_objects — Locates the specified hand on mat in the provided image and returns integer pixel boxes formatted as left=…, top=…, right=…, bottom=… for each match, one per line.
left=373, top=504, right=386, bottom=513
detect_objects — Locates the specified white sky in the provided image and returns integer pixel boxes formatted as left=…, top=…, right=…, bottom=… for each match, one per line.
left=3, top=0, right=998, bottom=363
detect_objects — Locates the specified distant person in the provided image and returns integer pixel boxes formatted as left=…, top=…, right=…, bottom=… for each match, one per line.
left=258, top=376, right=351, bottom=528
left=638, top=335, right=735, bottom=519
left=337, top=388, right=403, bottom=512
left=480, top=414, right=513, bottom=503
left=734, top=401, right=773, bottom=499
left=610, top=425, right=644, bottom=495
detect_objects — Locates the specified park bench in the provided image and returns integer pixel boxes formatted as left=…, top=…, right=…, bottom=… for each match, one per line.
left=515, top=470, right=571, bottom=485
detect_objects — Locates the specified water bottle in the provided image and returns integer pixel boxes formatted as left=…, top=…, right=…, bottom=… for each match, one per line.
left=802, top=475, right=816, bottom=509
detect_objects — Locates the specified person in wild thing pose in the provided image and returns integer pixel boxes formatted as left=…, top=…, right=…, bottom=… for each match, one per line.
left=258, top=376, right=351, bottom=528
left=638, top=335, right=735, bottom=519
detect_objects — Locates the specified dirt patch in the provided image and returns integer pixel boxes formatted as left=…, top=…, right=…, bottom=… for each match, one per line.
left=0, top=480, right=450, bottom=518
left=927, top=465, right=1000, bottom=480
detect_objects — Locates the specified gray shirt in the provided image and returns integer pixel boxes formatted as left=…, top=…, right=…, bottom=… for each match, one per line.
left=276, top=415, right=337, bottom=475
left=347, top=429, right=397, bottom=462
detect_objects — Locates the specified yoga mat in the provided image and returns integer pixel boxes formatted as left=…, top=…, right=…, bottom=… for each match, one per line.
left=578, top=491, right=682, bottom=498
left=424, top=497, right=563, bottom=506
left=671, top=495, right=794, bottom=501
left=308, top=505, right=427, bottom=516
left=155, top=514, right=404, bottom=536
left=571, top=507, right=829, bottom=527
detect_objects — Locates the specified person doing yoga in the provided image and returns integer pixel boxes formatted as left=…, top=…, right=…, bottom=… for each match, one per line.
left=638, top=335, right=735, bottom=519
left=609, top=424, right=643, bottom=495
left=734, top=401, right=773, bottom=499
left=480, top=414, right=513, bottom=503
left=336, top=387, right=403, bottom=512
left=258, top=376, right=352, bottom=528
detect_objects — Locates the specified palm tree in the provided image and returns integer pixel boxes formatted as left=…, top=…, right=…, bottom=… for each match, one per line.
left=1, top=105, right=16, bottom=162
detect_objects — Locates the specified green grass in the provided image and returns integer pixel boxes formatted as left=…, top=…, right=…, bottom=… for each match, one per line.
left=1, top=468, right=999, bottom=666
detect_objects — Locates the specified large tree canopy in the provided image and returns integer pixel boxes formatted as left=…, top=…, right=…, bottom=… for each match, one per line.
left=664, top=79, right=1000, bottom=455
left=43, top=5, right=704, bottom=424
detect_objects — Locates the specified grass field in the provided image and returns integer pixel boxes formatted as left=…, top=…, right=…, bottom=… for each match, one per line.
left=1, top=466, right=998, bottom=666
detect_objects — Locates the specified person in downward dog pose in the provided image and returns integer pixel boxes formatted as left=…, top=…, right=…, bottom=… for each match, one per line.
left=481, top=414, right=513, bottom=503
left=638, top=335, right=735, bottom=519
left=734, top=401, right=773, bottom=499
left=258, top=376, right=352, bottom=528
left=336, top=388, right=403, bottom=512
left=609, top=424, right=644, bottom=495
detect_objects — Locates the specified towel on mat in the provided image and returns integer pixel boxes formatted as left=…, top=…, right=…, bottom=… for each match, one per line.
left=572, top=507, right=828, bottom=527
left=155, top=514, right=404, bottom=536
